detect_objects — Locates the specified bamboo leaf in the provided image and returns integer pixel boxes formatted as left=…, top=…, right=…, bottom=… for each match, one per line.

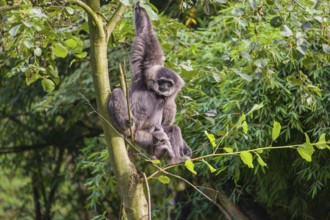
left=247, top=103, right=264, bottom=115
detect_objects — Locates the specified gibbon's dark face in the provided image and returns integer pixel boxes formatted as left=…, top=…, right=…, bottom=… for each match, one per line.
left=151, top=67, right=184, bottom=97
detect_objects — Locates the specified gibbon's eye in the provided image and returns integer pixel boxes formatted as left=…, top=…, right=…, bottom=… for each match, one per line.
left=158, top=79, right=174, bottom=91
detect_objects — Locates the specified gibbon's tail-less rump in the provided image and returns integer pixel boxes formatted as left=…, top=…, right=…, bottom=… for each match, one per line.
left=108, top=3, right=192, bottom=164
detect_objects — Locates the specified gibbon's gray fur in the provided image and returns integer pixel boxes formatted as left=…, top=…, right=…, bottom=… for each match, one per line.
left=108, top=4, right=192, bottom=164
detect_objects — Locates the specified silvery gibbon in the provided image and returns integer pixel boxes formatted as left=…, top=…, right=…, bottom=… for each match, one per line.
left=108, top=3, right=192, bottom=164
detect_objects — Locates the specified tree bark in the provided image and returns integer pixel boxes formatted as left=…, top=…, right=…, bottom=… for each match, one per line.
left=84, top=1, right=148, bottom=219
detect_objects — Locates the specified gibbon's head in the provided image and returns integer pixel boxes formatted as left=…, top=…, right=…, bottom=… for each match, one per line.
left=146, top=66, right=185, bottom=97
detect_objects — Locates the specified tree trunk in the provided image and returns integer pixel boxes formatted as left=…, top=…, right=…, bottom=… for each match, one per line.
left=84, top=1, right=148, bottom=219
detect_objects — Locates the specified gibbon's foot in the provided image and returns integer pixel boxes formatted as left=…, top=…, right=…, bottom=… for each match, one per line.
left=125, top=118, right=135, bottom=128
left=152, top=143, right=175, bottom=161
left=168, top=155, right=191, bottom=165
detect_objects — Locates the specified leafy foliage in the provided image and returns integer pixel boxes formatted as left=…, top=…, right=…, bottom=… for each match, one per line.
left=0, top=0, right=329, bottom=219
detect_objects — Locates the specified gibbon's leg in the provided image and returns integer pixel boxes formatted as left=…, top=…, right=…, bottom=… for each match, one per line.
left=182, top=140, right=193, bottom=157
left=151, top=127, right=175, bottom=160
left=108, top=88, right=134, bottom=134
left=163, top=125, right=192, bottom=164
left=134, top=130, right=153, bottom=148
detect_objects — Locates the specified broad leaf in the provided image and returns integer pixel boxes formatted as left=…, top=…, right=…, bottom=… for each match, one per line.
left=184, top=160, right=197, bottom=175
left=64, top=39, right=77, bottom=48
left=9, top=24, right=21, bottom=37
left=315, top=133, right=328, bottom=150
left=223, top=147, right=233, bottom=153
left=53, top=45, right=68, bottom=58
left=240, top=151, right=254, bottom=168
left=41, top=78, right=56, bottom=92
left=157, top=175, right=170, bottom=184
left=34, top=48, right=42, bottom=57
left=254, top=59, right=269, bottom=68
left=272, top=121, right=281, bottom=141
left=280, top=25, right=293, bottom=37
left=204, top=131, right=216, bottom=148
left=255, top=153, right=267, bottom=166
left=202, top=160, right=216, bottom=173
left=242, top=121, right=248, bottom=134
left=297, top=144, right=314, bottom=162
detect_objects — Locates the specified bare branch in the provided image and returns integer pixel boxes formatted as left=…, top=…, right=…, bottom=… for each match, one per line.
left=142, top=173, right=152, bottom=220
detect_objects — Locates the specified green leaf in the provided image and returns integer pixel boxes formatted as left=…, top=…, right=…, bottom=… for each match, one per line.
left=254, top=59, right=269, bottom=68
left=9, top=24, right=21, bottom=37
left=272, top=120, right=281, bottom=141
left=223, top=147, right=233, bottom=153
left=247, top=103, right=264, bottom=115
left=184, top=160, right=197, bottom=175
left=53, top=45, right=68, bottom=58
left=75, top=52, right=87, bottom=59
left=141, top=3, right=159, bottom=21
left=255, top=153, right=267, bottom=166
left=233, top=69, right=252, bottom=82
left=202, top=160, right=216, bottom=173
left=65, top=6, right=75, bottom=15
left=64, top=39, right=77, bottom=48
left=25, top=69, right=41, bottom=86
left=34, top=48, right=42, bottom=57
left=242, top=121, right=248, bottom=134
left=238, top=113, right=246, bottom=125
left=204, top=131, right=216, bottom=148
left=240, top=151, right=254, bottom=168
left=280, top=25, right=293, bottom=37
left=297, top=144, right=314, bottom=162
left=151, top=159, right=161, bottom=164
left=157, top=175, right=170, bottom=184
left=41, top=78, right=56, bottom=92
left=24, top=39, right=34, bottom=48
left=231, top=8, right=245, bottom=16
left=315, top=133, right=328, bottom=150
left=304, top=132, right=311, bottom=145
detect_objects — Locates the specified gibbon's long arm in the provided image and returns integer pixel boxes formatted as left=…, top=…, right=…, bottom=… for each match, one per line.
left=131, top=5, right=164, bottom=82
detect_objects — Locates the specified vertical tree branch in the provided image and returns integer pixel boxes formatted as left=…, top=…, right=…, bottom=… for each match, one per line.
left=73, top=0, right=105, bottom=39
left=83, top=1, right=148, bottom=219
left=105, top=3, right=126, bottom=41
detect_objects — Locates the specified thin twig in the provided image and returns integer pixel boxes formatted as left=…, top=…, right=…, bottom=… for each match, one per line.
left=147, top=143, right=315, bottom=179
left=123, top=60, right=134, bottom=143
left=119, top=63, right=134, bottom=144
left=105, top=3, right=126, bottom=41
left=142, top=173, right=152, bottom=220
left=72, top=0, right=105, bottom=39
left=119, top=63, right=127, bottom=96
left=152, top=166, right=231, bottom=219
